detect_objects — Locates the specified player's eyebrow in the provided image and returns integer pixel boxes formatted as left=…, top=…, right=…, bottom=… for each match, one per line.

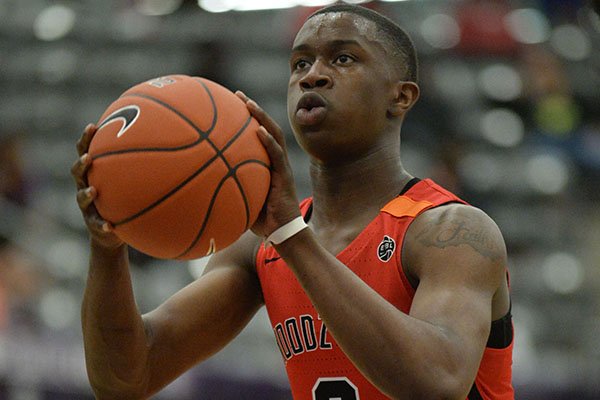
left=291, top=39, right=362, bottom=53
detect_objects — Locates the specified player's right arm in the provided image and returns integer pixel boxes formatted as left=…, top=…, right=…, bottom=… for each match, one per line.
left=73, top=124, right=264, bottom=399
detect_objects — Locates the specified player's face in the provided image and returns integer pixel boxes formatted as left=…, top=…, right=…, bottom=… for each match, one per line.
left=287, top=12, right=398, bottom=163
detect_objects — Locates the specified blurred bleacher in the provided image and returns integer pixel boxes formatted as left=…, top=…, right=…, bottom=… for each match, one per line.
left=1, top=0, right=599, bottom=399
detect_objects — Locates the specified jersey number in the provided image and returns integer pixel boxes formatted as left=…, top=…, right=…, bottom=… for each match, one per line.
left=313, top=377, right=359, bottom=400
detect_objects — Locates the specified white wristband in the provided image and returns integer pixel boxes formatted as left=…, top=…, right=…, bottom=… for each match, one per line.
left=266, top=216, right=308, bottom=245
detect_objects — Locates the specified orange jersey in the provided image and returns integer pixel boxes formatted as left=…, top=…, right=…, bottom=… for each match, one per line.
left=255, top=179, right=514, bottom=400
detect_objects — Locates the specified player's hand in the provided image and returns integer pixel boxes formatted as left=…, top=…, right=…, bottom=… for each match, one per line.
left=71, top=124, right=124, bottom=249
left=236, top=91, right=302, bottom=239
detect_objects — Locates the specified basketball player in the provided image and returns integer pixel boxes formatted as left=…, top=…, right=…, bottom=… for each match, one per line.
left=72, top=3, right=513, bottom=399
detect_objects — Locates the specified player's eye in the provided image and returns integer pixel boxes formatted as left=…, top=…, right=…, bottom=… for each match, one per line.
left=334, top=54, right=355, bottom=65
left=293, top=59, right=311, bottom=70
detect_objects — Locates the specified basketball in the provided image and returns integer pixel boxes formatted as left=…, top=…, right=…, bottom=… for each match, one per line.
left=87, top=75, right=270, bottom=260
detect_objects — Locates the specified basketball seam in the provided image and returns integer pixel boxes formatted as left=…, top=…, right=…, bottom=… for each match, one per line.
left=219, top=116, right=254, bottom=231
left=176, top=159, right=270, bottom=259
left=113, top=152, right=221, bottom=225
left=111, top=114, right=255, bottom=226
left=190, top=79, right=251, bottom=230
left=100, top=78, right=248, bottom=224
left=98, top=77, right=263, bottom=257
left=123, top=81, right=248, bottom=210
left=231, top=173, right=250, bottom=231
left=92, top=82, right=218, bottom=159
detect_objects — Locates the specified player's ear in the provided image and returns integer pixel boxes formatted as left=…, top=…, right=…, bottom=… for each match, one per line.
left=388, top=81, right=420, bottom=118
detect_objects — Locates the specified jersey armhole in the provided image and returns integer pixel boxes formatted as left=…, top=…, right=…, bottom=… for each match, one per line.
left=487, top=305, right=513, bottom=349
left=397, top=222, right=418, bottom=296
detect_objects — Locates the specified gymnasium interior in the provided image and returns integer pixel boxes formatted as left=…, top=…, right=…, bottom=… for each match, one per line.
left=0, top=0, right=599, bottom=398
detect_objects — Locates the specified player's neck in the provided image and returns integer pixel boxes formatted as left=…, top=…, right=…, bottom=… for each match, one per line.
left=308, top=147, right=412, bottom=228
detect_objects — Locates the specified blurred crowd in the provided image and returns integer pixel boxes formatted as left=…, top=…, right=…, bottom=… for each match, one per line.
left=0, top=0, right=599, bottom=399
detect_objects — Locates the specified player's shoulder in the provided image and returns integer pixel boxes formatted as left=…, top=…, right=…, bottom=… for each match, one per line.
left=415, top=203, right=501, bottom=233
left=404, top=203, right=507, bottom=278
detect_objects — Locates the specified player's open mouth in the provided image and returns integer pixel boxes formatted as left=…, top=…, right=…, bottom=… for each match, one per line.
left=295, top=92, right=328, bottom=126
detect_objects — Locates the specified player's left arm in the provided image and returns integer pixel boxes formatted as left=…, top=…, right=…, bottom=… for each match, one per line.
left=400, top=203, right=509, bottom=398
left=275, top=204, right=507, bottom=399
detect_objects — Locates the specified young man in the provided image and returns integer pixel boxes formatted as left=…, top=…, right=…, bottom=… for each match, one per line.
left=72, top=3, right=514, bottom=399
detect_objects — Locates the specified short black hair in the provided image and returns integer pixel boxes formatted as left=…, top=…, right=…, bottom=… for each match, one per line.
left=308, top=3, right=419, bottom=82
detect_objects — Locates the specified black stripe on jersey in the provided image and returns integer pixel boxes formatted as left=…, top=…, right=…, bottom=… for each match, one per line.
left=487, top=307, right=513, bottom=349
left=399, top=177, right=421, bottom=195
left=468, top=383, right=484, bottom=400
left=302, top=177, right=422, bottom=223
left=304, top=204, right=313, bottom=223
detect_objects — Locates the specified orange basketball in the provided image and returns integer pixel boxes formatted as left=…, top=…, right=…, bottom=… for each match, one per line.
left=88, top=75, right=270, bottom=260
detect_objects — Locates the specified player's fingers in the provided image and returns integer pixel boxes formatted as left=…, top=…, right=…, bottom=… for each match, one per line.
left=257, top=126, right=287, bottom=172
left=76, top=187, right=96, bottom=210
left=235, top=90, right=249, bottom=103
left=78, top=195, right=113, bottom=233
left=76, top=123, right=97, bottom=156
left=86, top=212, right=112, bottom=234
left=244, top=99, right=287, bottom=152
left=235, top=91, right=284, bottom=145
left=71, top=153, right=91, bottom=189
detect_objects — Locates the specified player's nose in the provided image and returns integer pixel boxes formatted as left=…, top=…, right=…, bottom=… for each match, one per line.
left=299, top=61, right=332, bottom=90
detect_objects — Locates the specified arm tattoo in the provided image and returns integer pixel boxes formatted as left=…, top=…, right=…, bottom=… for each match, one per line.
left=415, top=218, right=503, bottom=261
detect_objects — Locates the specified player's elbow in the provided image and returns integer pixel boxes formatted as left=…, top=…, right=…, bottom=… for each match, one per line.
left=87, top=368, right=150, bottom=400
left=89, top=380, right=148, bottom=400
left=421, top=352, right=476, bottom=399
left=383, top=360, right=473, bottom=400
left=430, top=373, right=473, bottom=400
left=388, top=375, right=470, bottom=400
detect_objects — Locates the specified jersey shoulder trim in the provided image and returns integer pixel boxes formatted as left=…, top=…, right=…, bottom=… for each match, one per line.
left=381, top=179, right=469, bottom=219
left=381, top=196, right=434, bottom=218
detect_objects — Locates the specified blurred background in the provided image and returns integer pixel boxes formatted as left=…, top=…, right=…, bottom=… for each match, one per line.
left=1, top=0, right=599, bottom=398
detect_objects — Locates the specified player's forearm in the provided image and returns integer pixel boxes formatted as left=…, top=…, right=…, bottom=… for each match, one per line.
left=275, top=229, right=470, bottom=399
left=81, top=240, right=150, bottom=398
